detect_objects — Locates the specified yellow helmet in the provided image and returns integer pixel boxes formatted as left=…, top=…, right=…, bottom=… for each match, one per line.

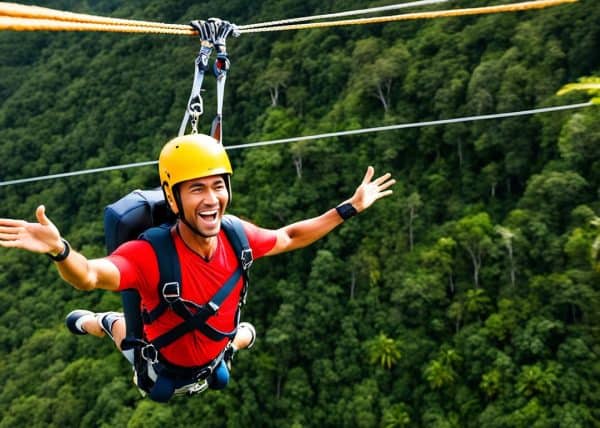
left=159, top=134, right=233, bottom=213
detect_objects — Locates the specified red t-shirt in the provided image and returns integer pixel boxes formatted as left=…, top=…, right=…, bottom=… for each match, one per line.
left=108, top=219, right=277, bottom=367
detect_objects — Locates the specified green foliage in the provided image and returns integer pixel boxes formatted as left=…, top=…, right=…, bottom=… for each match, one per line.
left=1, top=0, right=600, bottom=426
left=365, top=332, right=402, bottom=370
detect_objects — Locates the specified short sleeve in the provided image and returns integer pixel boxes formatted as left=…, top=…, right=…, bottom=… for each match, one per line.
left=107, top=240, right=159, bottom=292
left=241, top=220, right=277, bottom=259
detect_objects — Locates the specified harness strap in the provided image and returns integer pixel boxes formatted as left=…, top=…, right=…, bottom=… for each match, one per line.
left=146, top=344, right=229, bottom=402
left=140, top=217, right=251, bottom=350
left=141, top=225, right=181, bottom=301
left=149, top=267, right=242, bottom=350
left=221, top=215, right=253, bottom=304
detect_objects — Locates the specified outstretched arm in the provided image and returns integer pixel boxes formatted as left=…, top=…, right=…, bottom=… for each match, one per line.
left=266, top=166, right=395, bottom=256
left=0, top=205, right=120, bottom=291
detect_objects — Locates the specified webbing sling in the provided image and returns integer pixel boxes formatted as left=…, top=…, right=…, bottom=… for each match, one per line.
left=141, top=215, right=252, bottom=351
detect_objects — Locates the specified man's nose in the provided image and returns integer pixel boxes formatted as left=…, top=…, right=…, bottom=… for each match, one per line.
left=204, top=189, right=219, bottom=204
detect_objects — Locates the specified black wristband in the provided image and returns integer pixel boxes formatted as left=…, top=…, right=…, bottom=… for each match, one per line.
left=336, top=203, right=358, bottom=221
left=47, top=238, right=71, bottom=262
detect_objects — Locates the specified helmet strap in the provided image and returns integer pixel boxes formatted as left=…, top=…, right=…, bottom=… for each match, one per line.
left=223, top=174, right=232, bottom=206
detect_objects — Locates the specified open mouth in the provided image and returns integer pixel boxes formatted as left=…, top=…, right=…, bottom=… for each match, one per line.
left=198, top=210, right=218, bottom=224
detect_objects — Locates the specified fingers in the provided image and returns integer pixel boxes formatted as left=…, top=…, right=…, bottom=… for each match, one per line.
left=373, top=172, right=392, bottom=185
left=0, top=222, right=24, bottom=241
left=0, top=218, right=26, bottom=227
left=0, top=238, right=21, bottom=248
left=363, top=168, right=395, bottom=188
left=0, top=225, right=19, bottom=236
left=370, top=171, right=395, bottom=193
left=0, top=225, right=21, bottom=247
left=362, top=166, right=375, bottom=184
left=377, top=176, right=396, bottom=191
left=375, top=189, right=394, bottom=200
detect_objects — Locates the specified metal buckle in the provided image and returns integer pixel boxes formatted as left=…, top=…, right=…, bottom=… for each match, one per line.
left=207, top=301, right=220, bottom=314
left=140, top=344, right=159, bottom=364
left=162, top=282, right=181, bottom=304
left=187, top=380, right=209, bottom=395
left=173, top=379, right=209, bottom=396
left=241, top=248, right=253, bottom=270
left=194, top=366, right=212, bottom=382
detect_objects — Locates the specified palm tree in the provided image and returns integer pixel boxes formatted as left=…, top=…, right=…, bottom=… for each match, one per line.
left=382, top=403, right=411, bottom=428
left=424, top=360, right=456, bottom=389
left=557, top=77, right=600, bottom=104
left=365, top=333, right=402, bottom=370
left=516, top=363, right=558, bottom=398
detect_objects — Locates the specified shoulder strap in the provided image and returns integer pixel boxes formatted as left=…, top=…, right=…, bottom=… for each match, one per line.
left=221, top=214, right=253, bottom=304
left=221, top=215, right=253, bottom=270
left=140, top=225, right=181, bottom=324
left=142, top=225, right=181, bottom=289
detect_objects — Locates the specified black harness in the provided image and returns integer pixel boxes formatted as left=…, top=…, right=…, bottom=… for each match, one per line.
left=140, top=218, right=252, bottom=349
left=104, top=190, right=253, bottom=402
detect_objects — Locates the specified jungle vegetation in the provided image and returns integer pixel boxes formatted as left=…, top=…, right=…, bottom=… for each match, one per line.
left=0, top=0, right=599, bottom=426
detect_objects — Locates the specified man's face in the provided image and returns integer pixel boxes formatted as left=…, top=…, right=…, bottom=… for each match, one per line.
left=177, top=175, right=229, bottom=238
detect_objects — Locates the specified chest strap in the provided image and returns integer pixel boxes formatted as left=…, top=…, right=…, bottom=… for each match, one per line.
left=141, top=223, right=248, bottom=351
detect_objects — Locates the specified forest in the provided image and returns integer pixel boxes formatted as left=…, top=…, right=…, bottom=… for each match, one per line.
left=0, top=0, right=599, bottom=427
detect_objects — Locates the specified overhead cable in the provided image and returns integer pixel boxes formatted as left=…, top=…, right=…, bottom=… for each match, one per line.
left=238, top=0, right=449, bottom=30
left=238, top=0, right=578, bottom=33
left=0, top=18, right=194, bottom=34
left=0, top=2, right=192, bottom=31
left=0, top=102, right=592, bottom=187
left=0, top=0, right=578, bottom=34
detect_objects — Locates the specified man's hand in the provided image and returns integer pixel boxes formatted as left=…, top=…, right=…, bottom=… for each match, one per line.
left=350, top=166, right=396, bottom=212
left=0, top=205, right=64, bottom=255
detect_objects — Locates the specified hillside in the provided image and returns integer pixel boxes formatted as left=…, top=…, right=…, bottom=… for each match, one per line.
left=0, top=0, right=599, bottom=426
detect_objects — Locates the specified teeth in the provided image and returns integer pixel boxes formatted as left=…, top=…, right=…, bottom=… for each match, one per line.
left=199, top=211, right=217, bottom=220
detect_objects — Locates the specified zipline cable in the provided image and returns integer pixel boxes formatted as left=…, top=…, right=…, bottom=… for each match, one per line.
left=226, top=102, right=594, bottom=149
left=238, top=0, right=449, bottom=30
left=0, top=0, right=578, bottom=34
left=0, top=102, right=592, bottom=187
left=0, top=18, right=195, bottom=34
left=1, top=0, right=448, bottom=30
left=0, top=2, right=191, bottom=30
left=238, top=0, right=578, bottom=33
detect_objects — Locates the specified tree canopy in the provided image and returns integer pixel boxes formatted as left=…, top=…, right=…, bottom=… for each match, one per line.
left=0, top=0, right=599, bottom=426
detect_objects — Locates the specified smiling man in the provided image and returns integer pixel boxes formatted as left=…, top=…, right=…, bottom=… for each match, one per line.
left=0, top=133, right=395, bottom=401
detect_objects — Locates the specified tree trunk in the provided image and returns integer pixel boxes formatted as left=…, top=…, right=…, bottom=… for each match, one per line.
left=508, top=245, right=516, bottom=288
left=293, top=155, right=302, bottom=179
left=276, top=373, right=282, bottom=399
left=269, top=86, right=279, bottom=107
left=408, top=206, right=415, bottom=252
left=375, top=84, right=389, bottom=113
left=466, top=247, right=481, bottom=289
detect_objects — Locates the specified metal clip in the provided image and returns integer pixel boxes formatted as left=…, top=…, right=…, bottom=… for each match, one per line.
left=162, top=281, right=181, bottom=304
left=241, top=248, right=253, bottom=270
left=140, top=344, right=159, bottom=364
left=179, top=380, right=209, bottom=396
